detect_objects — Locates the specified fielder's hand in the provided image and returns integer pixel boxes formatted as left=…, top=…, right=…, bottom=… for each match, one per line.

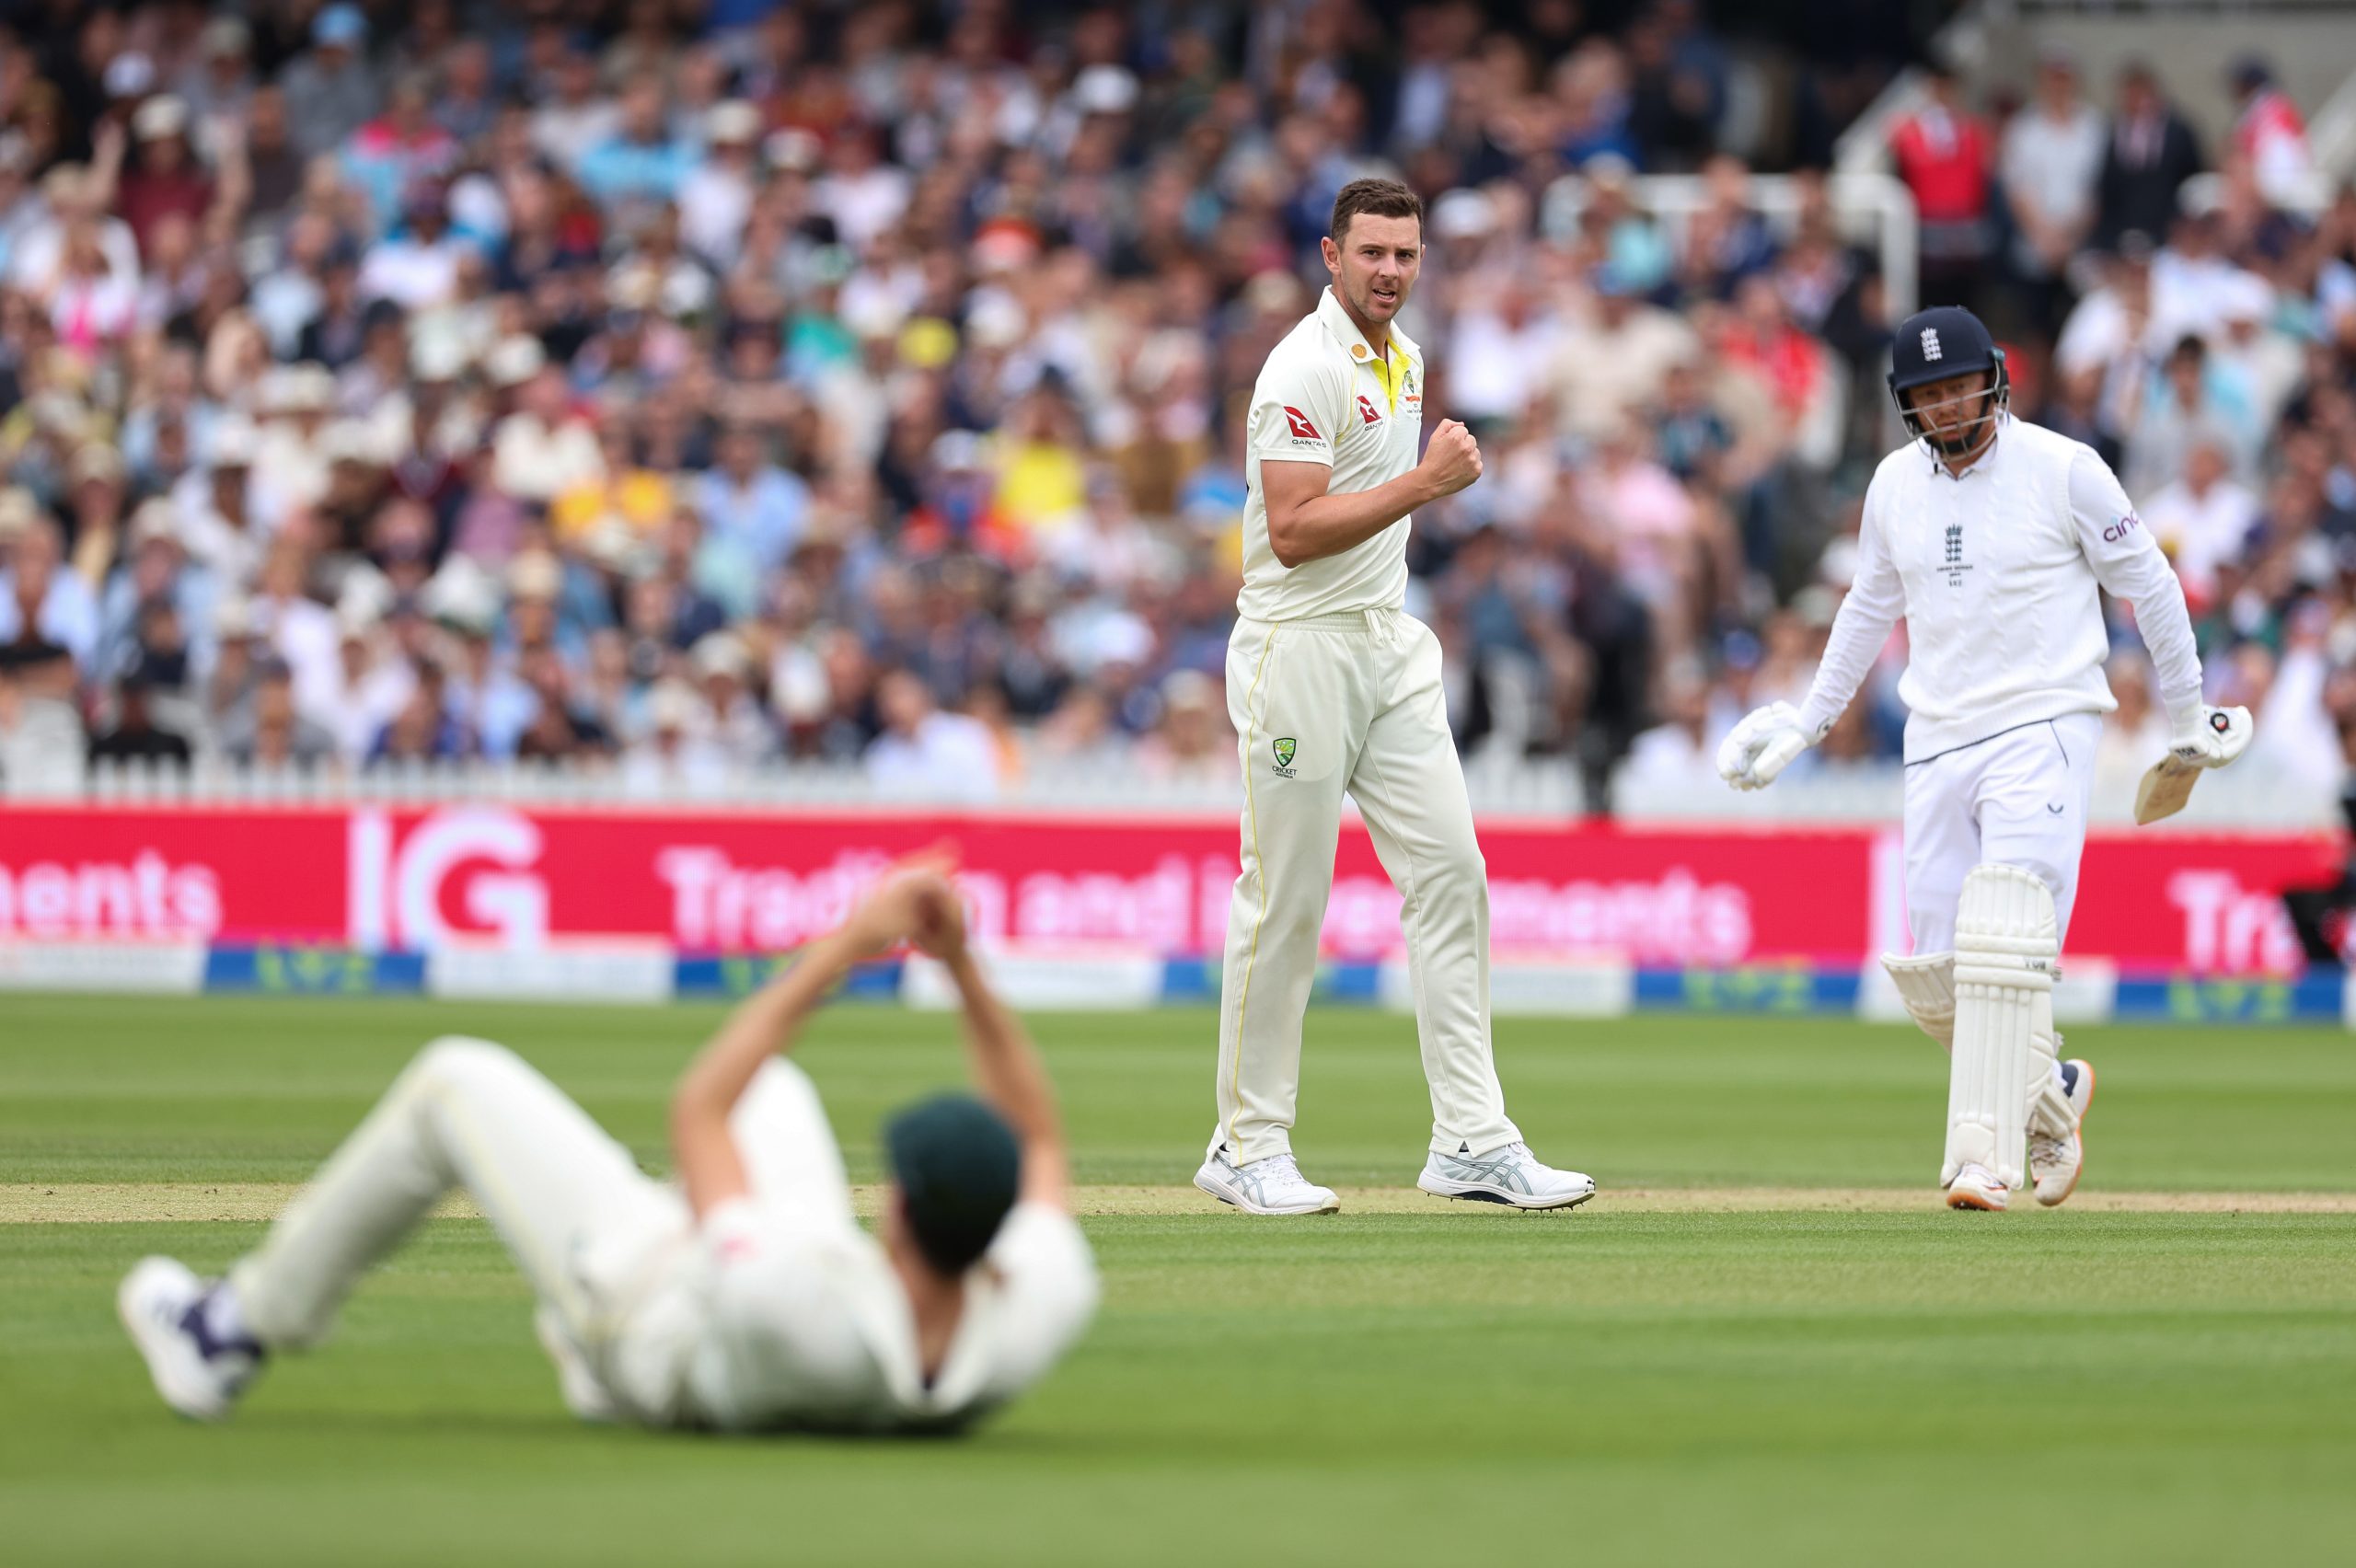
left=908, top=872, right=969, bottom=963
left=839, top=848, right=961, bottom=954
left=1418, top=420, right=1482, bottom=497
left=1716, top=701, right=1812, bottom=791
left=2168, top=705, right=2254, bottom=770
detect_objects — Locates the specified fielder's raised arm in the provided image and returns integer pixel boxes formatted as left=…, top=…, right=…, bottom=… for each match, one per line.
left=669, top=865, right=940, bottom=1217
left=906, top=872, right=1072, bottom=1212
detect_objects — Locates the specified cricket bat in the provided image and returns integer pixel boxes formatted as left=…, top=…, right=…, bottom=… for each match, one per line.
left=2132, top=707, right=2254, bottom=825
left=2132, top=754, right=2201, bottom=825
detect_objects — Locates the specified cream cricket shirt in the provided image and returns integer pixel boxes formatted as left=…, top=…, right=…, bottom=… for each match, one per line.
left=1799, top=416, right=2206, bottom=763
left=672, top=1198, right=1098, bottom=1434
left=1238, top=287, right=1427, bottom=620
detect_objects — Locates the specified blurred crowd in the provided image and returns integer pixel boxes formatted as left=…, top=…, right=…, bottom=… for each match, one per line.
left=0, top=1, right=2349, bottom=816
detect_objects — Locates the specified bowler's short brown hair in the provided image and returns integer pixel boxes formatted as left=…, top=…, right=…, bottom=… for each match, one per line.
left=1330, top=179, right=1424, bottom=247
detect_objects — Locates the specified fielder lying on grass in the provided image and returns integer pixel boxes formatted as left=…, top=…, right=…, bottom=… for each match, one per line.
left=120, top=863, right=1098, bottom=1434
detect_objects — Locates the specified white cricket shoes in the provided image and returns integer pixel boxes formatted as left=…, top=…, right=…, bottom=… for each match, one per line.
left=2029, top=1058, right=2096, bottom=1207
left=1945, top=1162, right=2008, bottom=1212
left=118, top=1257, right=264, bottom=1421
left=1418, top=1142, right=1597, bottom=1210
left=1194, top=1144, right=1340, bottom=1215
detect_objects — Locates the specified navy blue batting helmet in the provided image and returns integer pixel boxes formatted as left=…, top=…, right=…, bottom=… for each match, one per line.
left=1888, top=306, right=2009, bottom=455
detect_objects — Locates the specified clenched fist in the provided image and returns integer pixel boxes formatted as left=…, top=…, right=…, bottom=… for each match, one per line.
left=1418, top=420, right=1483, bottom=498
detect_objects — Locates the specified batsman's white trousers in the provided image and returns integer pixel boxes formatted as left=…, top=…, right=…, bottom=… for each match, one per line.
left=231, top=1038, right=849, bottom=1419
left=1212, top=607, right=1520, bottom=1164
left=1903, top=714, right=2101, bottom=953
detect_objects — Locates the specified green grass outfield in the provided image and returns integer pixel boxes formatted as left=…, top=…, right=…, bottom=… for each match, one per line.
left=4, top=995, right=2354, bottom=1566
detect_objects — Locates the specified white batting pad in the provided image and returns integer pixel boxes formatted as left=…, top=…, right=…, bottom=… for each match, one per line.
left=1946, top=865, right=2057, bottom=1192
left=1881, top=951, right=1956, bottom=1051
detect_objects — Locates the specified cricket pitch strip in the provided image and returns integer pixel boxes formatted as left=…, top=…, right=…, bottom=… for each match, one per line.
left=9, top=1182, right=2356, bottom=1223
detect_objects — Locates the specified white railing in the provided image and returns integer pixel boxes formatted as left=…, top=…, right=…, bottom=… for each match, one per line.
left=33, top=750, right=2338, bottom=829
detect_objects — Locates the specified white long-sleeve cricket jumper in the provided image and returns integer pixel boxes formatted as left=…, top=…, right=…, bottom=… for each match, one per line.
left=1800, top=416, right=2205, bottom=764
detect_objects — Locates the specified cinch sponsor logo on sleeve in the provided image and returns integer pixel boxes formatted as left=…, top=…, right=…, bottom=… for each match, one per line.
left=2103, top=512, right=2143, bottom=543
left=1282, top=406, right=1321, bottom=440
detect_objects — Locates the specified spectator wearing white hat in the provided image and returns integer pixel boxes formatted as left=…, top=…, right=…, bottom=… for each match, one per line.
left=62, top=442, right=132, bottom=589
left=250, top=363, right=338, bottom=530
left=174, top=421, right=265, bottom=589
left=491, top=354, right=605, bottom=504
left=621, top=676, right=732, bottom=796
left=8, top=164, right=140, bottom=302
left=680, top=101, right=764, bottom=270
left=691, top=630, right=779, bottom=767
left=116, top=97, right=214, bottom=262
left=40, top=207, right=140, bottom=354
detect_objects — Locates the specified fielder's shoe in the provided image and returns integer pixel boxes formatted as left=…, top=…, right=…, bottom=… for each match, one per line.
left=2028, top=1058, right=2096, bottom=1208
left=1945, top=1162, right=2008, bottom=1212
left=1194, top=1144, right=1340, bottom=1215
left=118, top=1257, right=264, bottom=1422
left=1417, top=1142, right=1596, bottom=1210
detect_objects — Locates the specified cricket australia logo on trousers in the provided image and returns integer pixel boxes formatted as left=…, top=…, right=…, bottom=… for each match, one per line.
left=1271, top=737, right=1298, bottom=777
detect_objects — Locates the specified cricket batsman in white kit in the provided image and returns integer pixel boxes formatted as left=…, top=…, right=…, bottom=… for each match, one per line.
left=1717, top=306, right=2252, bottom=1211
left=1192, top=178, right=1594, bottom=1216
left=120, top=863, right=1099, bottom=1432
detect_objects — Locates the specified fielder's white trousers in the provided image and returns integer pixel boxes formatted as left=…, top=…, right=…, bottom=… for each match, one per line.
left=231, top=1038, right=849, bottom=1419
left=1212, top=608, right=1520, bottom=1164
left=1903, top=714, right=2101, bottom=953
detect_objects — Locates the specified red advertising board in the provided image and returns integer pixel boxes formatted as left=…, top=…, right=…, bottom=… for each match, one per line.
left=0, top=803, right=2341, bottom=974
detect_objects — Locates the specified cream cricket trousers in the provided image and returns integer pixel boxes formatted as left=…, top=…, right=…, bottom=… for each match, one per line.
left=1211, top=607, right=1520, bottom=1165
left=1903, top=714, right=2101, bottom=953
left=231, top=1038, right=851, bottom=1417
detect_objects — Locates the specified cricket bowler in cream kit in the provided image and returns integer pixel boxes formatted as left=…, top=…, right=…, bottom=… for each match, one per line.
left=1194, top=178, right=1596, bottom=1217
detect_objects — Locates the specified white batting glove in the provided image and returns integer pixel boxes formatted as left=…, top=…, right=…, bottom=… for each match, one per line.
left=2168, top=705, right=2254, bottom=769
left=1716, top=701, right=1812, bottom=791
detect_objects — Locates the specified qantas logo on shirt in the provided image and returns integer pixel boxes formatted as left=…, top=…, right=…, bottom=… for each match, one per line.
left=1357, top=394, right=1383, bottom=426
left=1282, top=406, right=1322, bottom=440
